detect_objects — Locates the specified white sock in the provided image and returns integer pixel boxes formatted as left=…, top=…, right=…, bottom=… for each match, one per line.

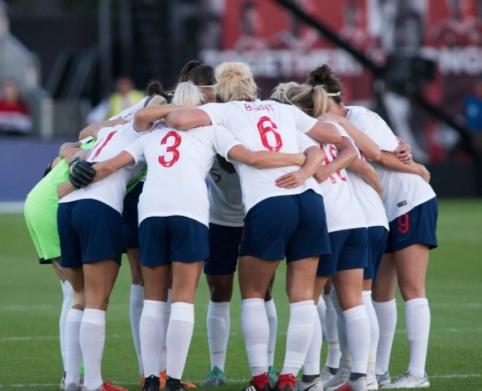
left=80, top=309, right=106, bottom=390
left=60, top=280, right=74, bottom=373
left=166, top=302, right=195, bottom=379
left=317, top=296, right=327, bottom=341
left=130, top=284, right=144, bottom=376
left=324, top=294, right=341, bottom=369
left=265, top=299, right=278, bottom=367
left=362, top=291, right=379, bottom=379
left=373, top=299, right=397, bottom=375
left=302, top=305, right=322, bottom=375
left=140, top=300, right=167, bottom=378
left=331, top=291, right=351, bottom=369
left=241, top=298, right=269, bottom=376
left=65, top=308, right=83, bottom=385
left=406, top=298, right=430, bottom=378
left=281, top=300, right=315, bottom=377
left=160, top=289, right=171, bottom=373
left=344, top=305, right=370, bottom=375
left=207, top=301, right=230, bottom=371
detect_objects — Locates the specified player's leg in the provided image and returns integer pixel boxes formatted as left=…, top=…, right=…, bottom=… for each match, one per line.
left=278, top=190, right=330, bottom=391
left=381, top=245, right=431, bottom=389
left=363, top=226, right=389, bottom=390
left=201, top=223, right=242, bottom=386
left=322, top=278, right=341, bottom=383
left=164, top=216, right=209, bottom=391
left=297, top=274, right=329, bottom=391
left=81, top=259, right=120, bottom=391
left=372, top=253, right=397, bottom=387
left=265, top=275, right=279, bottom=386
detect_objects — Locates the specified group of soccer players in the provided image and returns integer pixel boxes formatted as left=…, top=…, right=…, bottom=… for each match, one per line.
left=24, top=60, right=438, bottom=391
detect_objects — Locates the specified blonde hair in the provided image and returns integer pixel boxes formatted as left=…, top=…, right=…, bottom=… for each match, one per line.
left=145, top=95, right=168, bottom=107
left=214, top=62, right=257, bottom=102
left=172, top=81, right=208, bottom=106
left=273, top=83, right=328, bottom=118
left=270, top=82, right=300, bottom=103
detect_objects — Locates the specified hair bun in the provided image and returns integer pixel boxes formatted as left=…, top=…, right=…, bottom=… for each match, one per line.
left=145, top=80, right=165, bottom=96
left=216, top=62, right=253, bottom=84
left=307, top=65, right=333, bottom=87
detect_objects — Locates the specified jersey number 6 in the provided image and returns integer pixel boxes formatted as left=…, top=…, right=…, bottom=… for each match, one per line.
left=159, top=131, right=182, bottom=167
left=257, top=116, right=283, bottom=152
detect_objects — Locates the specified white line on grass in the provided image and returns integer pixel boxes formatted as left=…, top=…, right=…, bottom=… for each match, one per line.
left=1, top=375, right=481, bottom=388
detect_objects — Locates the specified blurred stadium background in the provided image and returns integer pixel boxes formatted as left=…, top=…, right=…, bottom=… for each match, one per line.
left=1, top=0, right=482, bottom=205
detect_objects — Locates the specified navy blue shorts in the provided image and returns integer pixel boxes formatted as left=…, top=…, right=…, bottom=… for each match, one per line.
left=364, top=226, right=388, bottom=281
left=139, top=216, right=209, bottom=267
left=318, top=228, right=368, bottom=276
left=240, top=190, right=331, bottom=263
left=122, top=181, right=144, bottom=249
left=58, top=200, right=123, bottom=268
left=385, top=197, right=438, bottom=253
left=204, top=223, right=243, bottom=276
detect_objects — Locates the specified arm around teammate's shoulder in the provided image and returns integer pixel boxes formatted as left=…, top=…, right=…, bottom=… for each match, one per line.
left=165, top=108, right=212, bottom=131
left=227, top=145, right=306, bottom=168
left=305, top=121, right=342, bottom=145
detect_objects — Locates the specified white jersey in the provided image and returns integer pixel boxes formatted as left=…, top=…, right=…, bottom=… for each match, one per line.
left=317, top=123, right=366, bottom=232
left=346, top=106, right=436, bottom=222
left=60, top=123, right=145, bottom=214
left=208, top=158, right=244, bottom=227
left=124, top=123, right=241, bottom=227
left=200, top=100, right=321, bottom=213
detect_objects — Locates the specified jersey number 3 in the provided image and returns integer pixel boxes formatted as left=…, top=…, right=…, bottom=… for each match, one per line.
left=257, top=116, right=283, bottom=152
left=159, top=131, right=182, bottom=167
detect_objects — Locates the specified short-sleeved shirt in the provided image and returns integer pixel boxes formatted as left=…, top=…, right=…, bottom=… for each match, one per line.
left=27, top=139, right=95, bottom=211
left=316, top=123, right=366, bottom=232
left=60, top=123, right=145, bottom=214
left=200, top=99, right=320, bottom=213
left=346, top=106, right=436, bottom=222
left=124, top=123, right=242, bottom=227
left=208, top=158, right=244, bottom=227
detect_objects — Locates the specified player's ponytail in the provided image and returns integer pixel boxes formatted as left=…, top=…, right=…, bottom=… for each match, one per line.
left=172, top=81, right=208, bottom=107
left=214, top=62, right=257, bottom=103
left=144, top=80, right=171, bottom=105
left=277, top=83, right=329, bottom=118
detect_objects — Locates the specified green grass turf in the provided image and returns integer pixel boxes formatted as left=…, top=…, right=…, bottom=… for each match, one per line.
left=0, top=199, right=481, bottom=390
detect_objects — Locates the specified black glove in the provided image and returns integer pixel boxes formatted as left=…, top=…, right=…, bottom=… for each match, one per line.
left=69, top=157, right=96, bottom=189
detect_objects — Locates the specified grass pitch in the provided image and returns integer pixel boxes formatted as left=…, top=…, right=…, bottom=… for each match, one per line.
left=0, top=199, right=481, bottom=390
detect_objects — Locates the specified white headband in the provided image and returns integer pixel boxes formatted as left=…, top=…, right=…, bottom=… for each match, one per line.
left=326, top=91, right=341, bottom=97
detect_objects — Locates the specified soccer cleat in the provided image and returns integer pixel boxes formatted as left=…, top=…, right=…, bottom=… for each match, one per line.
left=334, top=377, right=367, bottom=391
left=294, top=376, right=324, bottom=391
left=65, top=383, right=80, bottom=391
left=366, top=376, right=378, bottom=391
left=273, top=374, right=296, bottom=391
left=166, top=377, right=188, bottom=391
left=160, top=370, right=196, bottom=390
left=81, top=381, right=128, bottom=391
left=381, top=372, right=429, bottom=389
left=61, top=374, right=66, bottom=391
left=144, top=375, right=161, bottom=391
left=324, top=365, right=350, bottom=391
left=376, top=372, right=390, bottom=388
left=242, top=373, right=271, bottom=391
left=321, top=367, right=338, bottom=385
left=200, top=366, right=226, bottom=387
left=268, top=366, right=279, bottom=389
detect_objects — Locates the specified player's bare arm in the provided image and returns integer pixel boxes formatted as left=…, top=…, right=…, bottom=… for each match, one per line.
left=78, top=118, right=128, bottom=140
left=320, top=112, right=381, bottom=161
left=379, top=151, right=430, bottom=182
left=313, top=137, right=357, bottom=183
left=133, top=105, right=188, bottom=132
left=165, top=108, right=212, bottom=131
left=305, top=120, right=342, bottom=145
left=227, top=145, right=306, bottom=169
left=276, top=146, right=324, bottom=189
left=348, top=158, right=384, bottom=197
